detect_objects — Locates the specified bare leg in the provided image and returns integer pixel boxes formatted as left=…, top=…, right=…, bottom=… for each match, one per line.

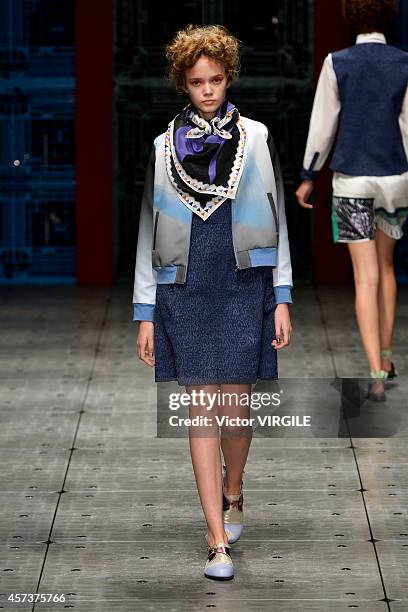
left=375, top=227, right=397, bottom=372
left=219, top=384, right=253, bottom=495
left=186, top=384, right=229, bottom=548
left=347, top=240, right=382, bottom=373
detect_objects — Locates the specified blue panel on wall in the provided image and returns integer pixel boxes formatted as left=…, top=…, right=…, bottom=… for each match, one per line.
left=0, top=0, right=75, bottom=284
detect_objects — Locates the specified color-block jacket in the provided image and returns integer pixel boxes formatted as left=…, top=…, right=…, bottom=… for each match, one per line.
left=133, top=116, right=293, bottom=322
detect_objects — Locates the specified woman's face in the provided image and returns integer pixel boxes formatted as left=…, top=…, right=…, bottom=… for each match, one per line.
left=184, top=55, right=229, bottom=120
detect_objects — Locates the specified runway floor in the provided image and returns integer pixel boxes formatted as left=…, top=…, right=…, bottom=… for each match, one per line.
left=0, top=282, right=407, bottom=611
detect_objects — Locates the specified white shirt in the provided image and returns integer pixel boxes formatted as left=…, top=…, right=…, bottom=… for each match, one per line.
left=302, top=32, right=408, bottom=178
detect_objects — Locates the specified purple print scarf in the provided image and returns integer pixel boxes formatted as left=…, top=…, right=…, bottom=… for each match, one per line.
left=166, top=99, right=244, bottom=208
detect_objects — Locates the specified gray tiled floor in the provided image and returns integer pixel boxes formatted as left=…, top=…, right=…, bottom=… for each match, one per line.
left=0, top=283, right=407, bottom=611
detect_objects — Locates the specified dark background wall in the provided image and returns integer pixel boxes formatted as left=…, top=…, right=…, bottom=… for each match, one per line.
left=0, top=0, right=407, bottom=286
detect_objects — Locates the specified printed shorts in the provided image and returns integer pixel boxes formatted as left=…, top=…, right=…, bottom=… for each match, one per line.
left=331, top=195, right=375, bottom=243
left=331, top=171, right=408, bottom=243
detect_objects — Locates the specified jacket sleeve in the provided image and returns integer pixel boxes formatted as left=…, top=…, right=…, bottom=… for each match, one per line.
left=132, top=144, right=157, bottom=322
left=300, top=53, right=341, bottom=180
left=266, top=128, right=293, bottom=304
left=399, top=84, right=408, bottom=161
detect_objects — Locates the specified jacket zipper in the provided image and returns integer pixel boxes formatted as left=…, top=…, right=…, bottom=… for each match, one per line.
left=153, top=211, right=159, bottom=250
left=185, top=211, right=193, bottom=277
left=267, top=192, right=279, bottom=234
left=230, top=200, right=240, bottom=270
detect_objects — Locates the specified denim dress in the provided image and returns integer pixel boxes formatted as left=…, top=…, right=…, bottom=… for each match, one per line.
left=153, top=199, right=278, bottom=386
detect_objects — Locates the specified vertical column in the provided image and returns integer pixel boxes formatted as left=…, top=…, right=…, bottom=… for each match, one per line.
left=76, top=0, right=112, bottom=283
left=313, top=0, right=351, bottom=283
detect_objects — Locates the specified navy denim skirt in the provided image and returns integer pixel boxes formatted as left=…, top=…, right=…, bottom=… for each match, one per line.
left=153, top=199, right=278, bottom=386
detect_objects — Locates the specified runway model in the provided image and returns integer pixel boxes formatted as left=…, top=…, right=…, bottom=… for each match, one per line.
left=133, top=24, right=293, bottom=579
left=296, top=0, right=408, bottom=401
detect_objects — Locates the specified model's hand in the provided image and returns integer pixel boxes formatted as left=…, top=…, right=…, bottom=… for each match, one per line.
left=295, top=180, right=314, bottom=209
left=272, top=303, right=292, bottom=349
left=137, top=321, right=155, bottom=366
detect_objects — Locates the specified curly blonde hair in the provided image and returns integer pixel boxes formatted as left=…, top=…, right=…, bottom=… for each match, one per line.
left=164, top=24, right=242, bottom=93
left=341, top=0, right=398, bottom=33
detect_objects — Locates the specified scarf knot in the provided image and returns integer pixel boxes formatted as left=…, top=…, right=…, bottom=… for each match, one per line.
left=185, top=112, right=234, bottom=140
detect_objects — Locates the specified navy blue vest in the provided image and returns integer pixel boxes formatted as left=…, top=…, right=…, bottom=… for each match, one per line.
left=331, top=43, right=408, bottom=176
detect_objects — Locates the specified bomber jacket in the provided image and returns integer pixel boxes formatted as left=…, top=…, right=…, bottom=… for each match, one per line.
left=133, top=116, right=293, bottom=322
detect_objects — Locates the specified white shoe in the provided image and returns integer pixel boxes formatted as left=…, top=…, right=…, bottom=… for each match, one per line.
left=204, top=541, right=234, bottom=580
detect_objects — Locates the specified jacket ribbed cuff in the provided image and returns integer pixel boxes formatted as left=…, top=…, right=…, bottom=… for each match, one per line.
left=274, top=286, right=292, bottom=304
left=300, top=167, right=318, bottom=181
left=133, top=303, right=155, bottom=322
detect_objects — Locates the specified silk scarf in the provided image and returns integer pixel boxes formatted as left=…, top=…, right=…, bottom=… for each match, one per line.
left=164, top=99, right=248, bottom=220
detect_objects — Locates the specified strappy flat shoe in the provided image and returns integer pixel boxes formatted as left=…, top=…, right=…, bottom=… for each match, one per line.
left=385, top=361, right=398, bottom=380
left=204, top=541, right=234, bottom=580
left=381, top=349, right=398, bottom=380
left=222, top=464, right=244, bottom=544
